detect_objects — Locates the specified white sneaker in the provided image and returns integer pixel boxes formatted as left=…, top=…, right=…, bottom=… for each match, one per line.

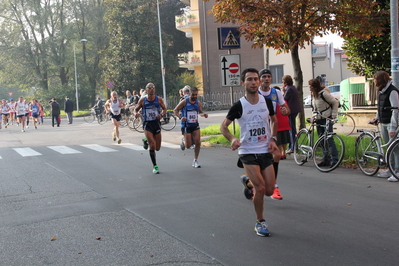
left=378, top=169, right=391, bottom=178
left=192, top=159, right=201, bottom=168
left=387, top=175, right=399, bottom=182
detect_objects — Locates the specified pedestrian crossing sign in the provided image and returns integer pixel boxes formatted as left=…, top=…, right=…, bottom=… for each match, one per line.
left=218, top=27, right=240, bottom=50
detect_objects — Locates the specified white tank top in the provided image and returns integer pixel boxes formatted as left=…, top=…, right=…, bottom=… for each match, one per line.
left=1, top=104, right=9, bottom=114
left=16, top=102, right=26, bottom=115
left=237, top=96, right=272, bottom=154
left=110, top=98, right=121, bottom=115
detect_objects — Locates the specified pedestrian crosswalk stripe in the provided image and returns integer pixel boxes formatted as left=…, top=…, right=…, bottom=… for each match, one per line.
left=47, top=146, right=82, bottom=154
left=161, top=142, right=180, bottom=149
left=80, top=144, right=118, bottom=152
left=118, top=143, right=143, bottom=151
left=13, top=147, right=42, bottom=157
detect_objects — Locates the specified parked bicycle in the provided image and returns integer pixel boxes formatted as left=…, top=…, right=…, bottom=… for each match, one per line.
left=293, top=112, right=345, bottom=172
left=355, top=109, right=399, bottom=180
left=128, top=110, right=177, bottom=133
left=334, top=98, right=356, bottom=136
left=84, top=108, right=108, bottom=125
left=202, top=101, right=223, bottom=111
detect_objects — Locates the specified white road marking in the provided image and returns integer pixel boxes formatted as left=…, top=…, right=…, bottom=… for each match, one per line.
left=118, top=143, right=144, bottom=151
left=13, top=147, right=42, bottom=157
left=161, top=142, right=180, bottom=149
left=47, top=146, right=82, bottom=154
left=80, top=144, right=118, bottom=152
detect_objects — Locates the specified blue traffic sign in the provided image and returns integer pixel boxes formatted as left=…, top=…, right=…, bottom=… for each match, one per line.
left=218, top=27, right=241, bottom=50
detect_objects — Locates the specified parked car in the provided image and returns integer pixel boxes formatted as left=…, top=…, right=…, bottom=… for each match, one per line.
left=328, top=84, right=340, bottom=100
left=303, top=95, right=312, bottom=107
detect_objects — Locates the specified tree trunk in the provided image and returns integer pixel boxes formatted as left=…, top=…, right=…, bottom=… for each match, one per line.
left=290, top=45, right=306, bottom=129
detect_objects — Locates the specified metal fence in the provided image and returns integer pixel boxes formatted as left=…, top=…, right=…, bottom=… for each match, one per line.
left=164, top=90, right=246, bottom=110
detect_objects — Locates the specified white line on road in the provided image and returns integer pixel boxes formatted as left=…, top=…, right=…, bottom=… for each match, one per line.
left=13, top=147, right=42, bottom=157
left=161, top=142, right=180, bottom=149
left=47, top=146, right=82, bottom=154
left=118, top=143, right=144, bottom=151
left=80, top=144, right=118, bottom=153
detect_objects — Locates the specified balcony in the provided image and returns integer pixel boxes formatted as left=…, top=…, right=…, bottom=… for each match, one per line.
left=178, top=51, right=202, bottom=68
left=175, top=10, right=199, bottom=32
left=312, top=44, right=327, bottom=60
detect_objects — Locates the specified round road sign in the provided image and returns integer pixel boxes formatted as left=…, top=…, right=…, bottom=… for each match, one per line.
left=229, top=63, right=239, bottom=73
left=106, top=81, right=114, bottom=89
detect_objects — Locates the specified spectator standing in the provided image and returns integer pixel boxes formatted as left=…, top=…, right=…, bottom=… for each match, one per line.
left=50, top=98, right=61, bottom=127
left=64, top=96, right=74, bottom=124
left=309, top=79, right=339, bottom=168
left=282, top=75, right=301, bottom=153
left=370, top=71, right=399, bottom=181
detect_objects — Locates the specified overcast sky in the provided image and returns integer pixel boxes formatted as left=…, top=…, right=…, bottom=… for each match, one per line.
left=314, top=33, right=344, bottom=49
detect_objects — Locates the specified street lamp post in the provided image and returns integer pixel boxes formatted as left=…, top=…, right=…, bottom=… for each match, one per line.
left=156, top=0, right=167, bottom=106
left=73, top=39, right=88, bottom=112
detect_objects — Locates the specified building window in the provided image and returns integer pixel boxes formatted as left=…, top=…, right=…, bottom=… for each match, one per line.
left=270, top=65, right=284, bottom=84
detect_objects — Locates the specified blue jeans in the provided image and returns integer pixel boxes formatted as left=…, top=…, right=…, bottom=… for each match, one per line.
left=317, top=118, right=338, bottom=164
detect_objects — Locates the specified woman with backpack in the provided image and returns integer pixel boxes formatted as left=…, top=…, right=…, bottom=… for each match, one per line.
left=309, top=78, right=339, bottom=168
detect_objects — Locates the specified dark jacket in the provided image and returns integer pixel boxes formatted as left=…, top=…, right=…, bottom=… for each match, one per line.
left=64, top=99, right=74, bottom=113
left=378, top=84, right=399, bottom=123
left=284, top=85, right=301, bottom=114
left=51, top=101, right=60, bottom=115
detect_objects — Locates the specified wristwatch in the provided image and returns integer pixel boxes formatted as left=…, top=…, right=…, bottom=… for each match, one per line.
left=271, top=136, right=277, bottom=142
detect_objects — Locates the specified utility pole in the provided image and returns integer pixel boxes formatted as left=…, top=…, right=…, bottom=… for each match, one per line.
left=391, top=0, right=399, bottom=86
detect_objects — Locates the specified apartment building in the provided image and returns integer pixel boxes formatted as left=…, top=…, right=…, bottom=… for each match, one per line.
left=176, top=0, right=359, bottom=101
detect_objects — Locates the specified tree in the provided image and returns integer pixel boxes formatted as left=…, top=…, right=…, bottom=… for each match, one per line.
left=342, top=0, right=391, bottom=78
left=102, top=0, right=191, bottom=101
left=204, top=0, right=386, bottom=128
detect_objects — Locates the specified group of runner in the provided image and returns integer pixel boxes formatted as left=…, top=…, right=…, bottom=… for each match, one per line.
left=105, top=70, right=282, bottom=238
left=0, top=97, right=44, bottom=132
left=102, top=84, right=208, bottom=175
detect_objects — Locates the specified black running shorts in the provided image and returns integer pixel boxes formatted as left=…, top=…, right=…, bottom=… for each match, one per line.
left=143, top=120, right=161, bottom=134
left=238, top=153, right=273, bottom=170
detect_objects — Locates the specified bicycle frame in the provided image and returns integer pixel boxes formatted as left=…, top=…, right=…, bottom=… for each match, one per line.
left=357, top=123, right=399, bottom=167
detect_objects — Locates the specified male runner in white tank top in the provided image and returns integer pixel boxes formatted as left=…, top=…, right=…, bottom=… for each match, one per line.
left=220, top=68, right=279, bottom=237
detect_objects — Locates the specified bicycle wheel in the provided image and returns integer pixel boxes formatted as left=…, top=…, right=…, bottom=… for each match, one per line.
left=355, top=132, right=379, bottom=176
left=313, top=134, right=345, bottom=172
left=293, top=129, right=310, bottom=165
left=132, top=116, right=144, bottom=133
left=98, top=111, right=108, bottom=125
left=333, top=113, right=355, bottom=136
left=84, top=113, right=95, bottom=123
left=160, top=113, right=176, bottom=131
left=128, top=117, right=136, bottom=131
left=387, top=139, right=399, bottom=180
left=120, top=116, right=128, bottom=127
left=202, top=102, right=209, bottom=111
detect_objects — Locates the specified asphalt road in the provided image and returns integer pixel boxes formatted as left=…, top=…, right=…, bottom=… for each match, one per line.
left=0, top=112, right=398, bottom=266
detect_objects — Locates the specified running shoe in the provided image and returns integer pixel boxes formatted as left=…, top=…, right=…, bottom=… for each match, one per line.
left=241, top=175, right=251, bottom=190
left=254, top=220, right=270, bottom=237
left=387, top=175, right=399, bottom=182
left=192, top=159, right=201, bottom=168
left=112, top=133, right=116, bottom=141
left=21, top=129, right=25, bottom=132
left=189, top=144, right=195, bottom=149
left=118, top=138, right=122, bottom=144
left=142, top=138, right=148, bottom=150
left=241, top=175, right=254, bottom=200
left=378, top=169, right=391, bottom=178
left=243, top=187, right=254, bottom=200
left=270, top=187, right=283, bottom=200
left=35, top=126, right=37, bottom=129
left=153, top=165, right=159, bottom=174
left=180, top=137, right=185, bottom=151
